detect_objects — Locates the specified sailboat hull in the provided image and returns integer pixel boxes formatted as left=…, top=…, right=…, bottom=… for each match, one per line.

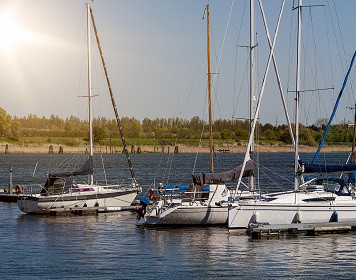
left=142, top=184, right=231, bottom=226
left=228, top=192, right=356, bottom=229
left=144, top=204, right=228, bottom=225
left=18, top=188, right=138, bottom=214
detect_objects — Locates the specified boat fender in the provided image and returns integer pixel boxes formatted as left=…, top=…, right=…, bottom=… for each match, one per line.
left=83, top=203, right=87, bottom=207
left=331, top=211, right=338, bottom=222
left=294, top=210, right=302, bottom=224
left=94, top=202, right=99, bottom=207
left=215, top=201, right=224, bottom=207
left=149, top=188, right=155, bottom=201
left=252, top=212, right=259, bottom=223
left=15, top=185, right=23, bottom=195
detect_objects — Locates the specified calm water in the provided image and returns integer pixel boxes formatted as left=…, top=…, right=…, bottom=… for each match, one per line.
left=1, top=153, right=356, bottom=279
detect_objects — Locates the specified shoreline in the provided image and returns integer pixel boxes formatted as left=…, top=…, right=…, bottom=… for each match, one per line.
left=0, top=143, right=352, bottom=154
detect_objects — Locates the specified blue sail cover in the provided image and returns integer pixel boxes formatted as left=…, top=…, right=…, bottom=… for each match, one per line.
left=300, top=160, right=356, bottom=174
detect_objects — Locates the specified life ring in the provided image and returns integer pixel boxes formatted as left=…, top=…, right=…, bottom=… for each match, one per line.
left=149, top=188, right=155, bottom=201
left=15, top=185, right=23, bottom=195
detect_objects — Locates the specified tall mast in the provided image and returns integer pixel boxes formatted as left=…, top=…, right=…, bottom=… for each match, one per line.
left=206, top=4, right=214, bottom=172
left=86, top=3, right=93, bottom=185
left=294, top=0, right=302, bottom=191
left=249, top=0, right=255, bottom=190
left=351, top=104, right=356, bottom=163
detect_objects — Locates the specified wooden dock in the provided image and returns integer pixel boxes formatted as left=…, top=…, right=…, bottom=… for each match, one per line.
left=230, top=222, right=356, bottom=238
left=217, top=148, right=230, bottom=153
left=0, top=193, right=19, bottom=202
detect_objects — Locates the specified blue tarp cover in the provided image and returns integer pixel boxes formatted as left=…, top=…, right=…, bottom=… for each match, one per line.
left=140, top=196, right=150, bottom=205
left=300, top=160, right=356, bottom=174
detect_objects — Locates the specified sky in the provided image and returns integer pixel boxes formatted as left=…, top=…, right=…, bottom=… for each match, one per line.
left=0, top=0, right=355, bottom=125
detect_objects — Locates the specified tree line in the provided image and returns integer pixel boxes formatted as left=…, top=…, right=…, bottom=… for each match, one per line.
left=0, top=107, right=354, bottom=146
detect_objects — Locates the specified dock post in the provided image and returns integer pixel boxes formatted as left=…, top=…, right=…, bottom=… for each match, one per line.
left=49, top=145, right=54, bottom=154
left=137, top=146, right=141, bottom=153
left=59, top=145, right=64, bottom=154
left=5, top=144, right=9, bottom=154
left=161, top=146, right=165, bottom=153
left=8, top=166, right=13, bottom=194
left=174, top=146, right=179, bottom=154
left=131, top=145, right=135, bottom=153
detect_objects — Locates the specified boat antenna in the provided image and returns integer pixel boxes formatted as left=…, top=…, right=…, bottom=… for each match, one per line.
left=205, top=3, right=214, bottom=172
left=89, top=5, right=137, bottom=186
left=86, top=3, right=94, bottom=185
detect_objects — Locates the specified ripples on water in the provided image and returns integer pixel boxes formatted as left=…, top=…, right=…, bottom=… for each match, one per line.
left=1, top=153, right=356, bottom=279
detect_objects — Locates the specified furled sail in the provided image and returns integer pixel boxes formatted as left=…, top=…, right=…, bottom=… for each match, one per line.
left=192, top=160, right=254, bottom=186
left=49, top=157, right=93, bottom=178
left=300, top=160, right=356, bottom=174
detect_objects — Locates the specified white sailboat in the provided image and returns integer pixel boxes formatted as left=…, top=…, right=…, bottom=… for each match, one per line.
left=228, top=0, right=356, bottom=229
left=139, top=3, right=255, bottom=226
left=18, top=3, right=141, bottom=214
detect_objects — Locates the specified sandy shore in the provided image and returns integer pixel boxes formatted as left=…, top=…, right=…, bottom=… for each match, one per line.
left=0, top=143, right=352, bottom=154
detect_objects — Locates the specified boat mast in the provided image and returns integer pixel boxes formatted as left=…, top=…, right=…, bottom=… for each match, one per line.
left=89, top=5, right=137, bottom=185
left=86, top=3, right=94, bottom=185
left=294, top=0, right=302, bottom=191
left=206, top=3, right=214, bottom=172
left=249, top=0, right=255, bottom=190
left=351, top=104, right=356, bottom=163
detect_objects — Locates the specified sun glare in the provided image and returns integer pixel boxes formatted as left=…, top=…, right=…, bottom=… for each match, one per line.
left=0, top=9, right=34, bottom=53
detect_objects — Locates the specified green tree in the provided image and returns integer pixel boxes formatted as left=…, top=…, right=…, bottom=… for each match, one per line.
left=235, top=128, right=249, bottom=140
left=10, top=120, right=21, bottom=138
left=0, top=107, right=12, bottom=136
left=93, top=126, right=106, bottom=143
left=220, top=128, right=233, bottom=140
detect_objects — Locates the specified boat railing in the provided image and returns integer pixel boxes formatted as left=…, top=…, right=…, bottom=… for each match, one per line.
left=93, top=179, right=135, bottom=189
left=19, top=184, right=43, bottom=196
left=158, top=188, right=213, bottom=205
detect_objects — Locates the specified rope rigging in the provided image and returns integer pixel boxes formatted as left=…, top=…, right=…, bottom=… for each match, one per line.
left=89, top=7, right=137, bottom=186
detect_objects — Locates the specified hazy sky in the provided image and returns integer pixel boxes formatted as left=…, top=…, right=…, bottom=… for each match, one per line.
left=0, top=0, right=355, bottom=125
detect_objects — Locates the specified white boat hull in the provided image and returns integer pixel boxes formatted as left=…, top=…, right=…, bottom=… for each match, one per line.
left=142, top=184, right=230, bottom=226
left=144, top=204, right=228, bottom=225
left=18, top=188, right=138, bottom=214
left=228, top=191, right=356, bottom=229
